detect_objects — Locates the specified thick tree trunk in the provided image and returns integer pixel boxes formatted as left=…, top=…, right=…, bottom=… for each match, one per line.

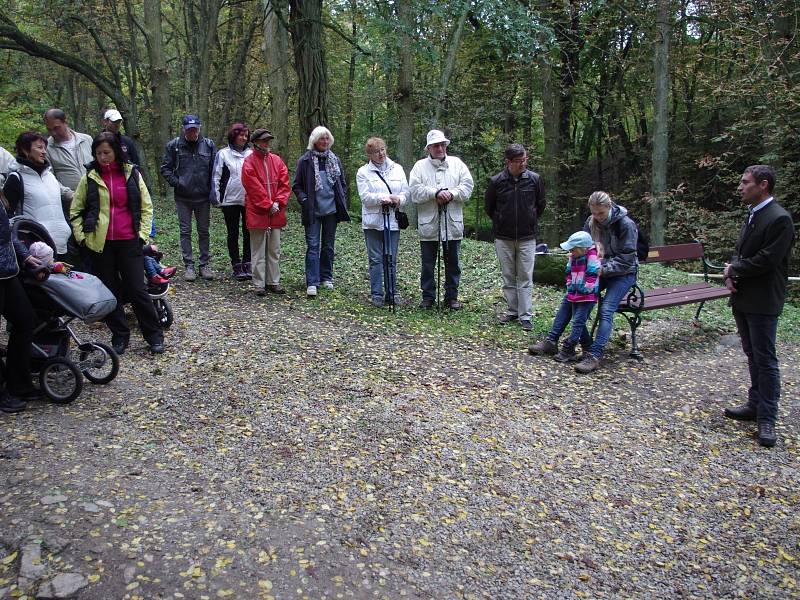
left=289, top=0, right=329, bottom=139
left=432, top=1, right=470, bottom=128
left=143, top=0, right=172, bottom=196
left=342, top=0, right=358, bottom=200
left=395, top=0, right=416, bottom=226
left=264, top=0, right=291, bottom=158
left=651, top=0, right=671, bottom=245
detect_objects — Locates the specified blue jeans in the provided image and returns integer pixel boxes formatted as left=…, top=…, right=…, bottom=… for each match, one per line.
left=547, top=295, right=594, bottom=348
left=588, top=273, right=637, bottom=358
left=420, top=239, right=461, bottom=301
left=733, top=309, right=780, bottom=424
left=143, top=255, right=160, bottom=278
left=304, top=213, right=338, bottom=286
left=365, top=229, right=399, bottom=301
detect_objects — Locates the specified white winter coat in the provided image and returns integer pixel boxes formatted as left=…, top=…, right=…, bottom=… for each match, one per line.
left=9, top=162, right=72, bottom=254
left=211, top=146, right=252, bottom=206
left=408, top=155, right=474, bottom=241
left=356, top=158, right=408, bottom=231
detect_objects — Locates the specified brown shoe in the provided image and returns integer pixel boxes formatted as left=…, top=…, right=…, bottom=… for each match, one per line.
left=255, top=288, right=267, bottom=297
left=419, top=298, right=434, bottom=309
left=446, top=298, right=463, bottom=310
left=498, top=313, right=518, bottom=324
left=724, top=403, right=757, bottom=422
left=574, top=354, right=600, bottom=374
left=267, top=284, right=286, bottom=294
left=528, top=339, right=557, bottom=356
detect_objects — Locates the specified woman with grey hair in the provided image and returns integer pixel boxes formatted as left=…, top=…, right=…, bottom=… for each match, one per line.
left=292, top=126, right=350, bottom=297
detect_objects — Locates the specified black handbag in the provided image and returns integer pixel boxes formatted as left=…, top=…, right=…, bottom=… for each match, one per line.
left=375, top=171, right=409, bottom=230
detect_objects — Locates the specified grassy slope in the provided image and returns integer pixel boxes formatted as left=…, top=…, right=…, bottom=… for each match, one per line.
left=152, top=196, right=800, bottom=348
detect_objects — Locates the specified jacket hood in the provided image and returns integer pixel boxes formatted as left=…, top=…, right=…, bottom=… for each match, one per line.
left=367, top=157, right=396, bottom=172
left=12, top=156, right=50, bottom=175
left=602, top=203, right=628, bottom=227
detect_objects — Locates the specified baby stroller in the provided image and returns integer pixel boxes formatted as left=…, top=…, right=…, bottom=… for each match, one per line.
left=143, top=244, right=174, bottom=330
left=10, top=217, right=120, bottom=403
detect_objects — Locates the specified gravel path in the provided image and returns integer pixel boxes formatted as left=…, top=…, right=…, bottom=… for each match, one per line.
left=1, top=278, right=798, bottom=599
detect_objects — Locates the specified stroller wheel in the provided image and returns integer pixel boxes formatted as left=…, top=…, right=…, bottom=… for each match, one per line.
left=154, top=297, right=174, bottom=329
left=39, top=357, right=83, bottom=404
left=77, top=342, right=120, bottom=384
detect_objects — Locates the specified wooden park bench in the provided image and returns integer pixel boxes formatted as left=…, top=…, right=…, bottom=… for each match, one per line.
left=598, top=242, right=731, bottom=359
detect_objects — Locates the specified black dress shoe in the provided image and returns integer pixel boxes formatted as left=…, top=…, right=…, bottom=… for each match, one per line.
left=757, top=422, right=777, bottom=448
left=149, top=342, right=165, bottom=354
left=111, top=337, right=129, bottom=356
left=724, top=403, right=757, bottom=422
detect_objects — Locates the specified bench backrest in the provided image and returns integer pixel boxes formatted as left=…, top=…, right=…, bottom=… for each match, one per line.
left=644, top=242, right=704, bottom=263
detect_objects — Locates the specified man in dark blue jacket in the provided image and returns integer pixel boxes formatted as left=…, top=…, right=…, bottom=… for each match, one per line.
left=484, top=143, right=546, bottom=331
left=160, top=114, right=217, bottom=281
left=723, top=165, right=795, bottom=448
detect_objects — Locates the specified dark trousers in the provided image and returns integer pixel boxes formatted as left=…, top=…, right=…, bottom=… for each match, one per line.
left=221, top=205, right=250, bottom=265
left=733, top=309, right=781, bottom=424
left=420, top=239, right=461, bottom=301
left=0, top=276, right=36, bottom=396
left=91, top=239, right=163, bottom=346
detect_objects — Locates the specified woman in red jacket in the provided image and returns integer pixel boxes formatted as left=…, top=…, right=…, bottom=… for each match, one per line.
left=240, top=129, right=291, bottom=296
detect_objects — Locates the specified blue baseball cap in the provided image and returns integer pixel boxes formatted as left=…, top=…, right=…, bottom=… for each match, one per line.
left=182, top=114, right=201, bottom=130
left=560, top=231, right=594, bottom=251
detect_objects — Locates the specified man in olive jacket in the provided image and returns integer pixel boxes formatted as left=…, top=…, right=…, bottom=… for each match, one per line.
left=723, top=165, right=795, bottom=448
left=484, top=143, right=546, bottom=330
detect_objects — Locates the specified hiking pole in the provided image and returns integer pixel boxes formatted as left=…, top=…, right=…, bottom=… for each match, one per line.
left=441, top=201, right=449, bottom=312
left=382, top=205, right=395, bottom=312
left=436, top=203, right=443, bottom=311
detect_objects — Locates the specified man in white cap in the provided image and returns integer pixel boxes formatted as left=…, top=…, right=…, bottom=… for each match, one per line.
left=102, top=108, right=141, bottom=166
left=408, top=129, right=474, bottom=309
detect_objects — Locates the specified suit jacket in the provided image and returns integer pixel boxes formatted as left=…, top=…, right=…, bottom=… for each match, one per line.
left=729, top=200, right=795, bottom=315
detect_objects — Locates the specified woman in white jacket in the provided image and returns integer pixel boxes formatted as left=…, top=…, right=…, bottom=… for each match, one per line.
left=2, top=131, right=72, bottom=258
left=356, top=137, right=408, bottom=307
left=211, top=123, right=253, bottom=280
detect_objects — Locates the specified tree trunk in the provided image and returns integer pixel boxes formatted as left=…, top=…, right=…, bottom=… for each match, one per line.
left=264, top=0, right=291, bottom=158
left=342, top=0, right=358, bottom=202
left=143, top=0, right=172, bottom=196
left=289, top=0, right=329, bottom=139
left=432, top=1, right=470, bottom=128
left=651, top=0, right=670, bottom=245
left=395, top=0, right=416, bottom=226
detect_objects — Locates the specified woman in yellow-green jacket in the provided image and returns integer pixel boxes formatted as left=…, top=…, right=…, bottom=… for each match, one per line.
left=70, top=132, right=164, bottom=355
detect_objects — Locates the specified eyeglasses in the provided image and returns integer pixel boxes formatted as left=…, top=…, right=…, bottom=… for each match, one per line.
left=368, top=148, right=386, bottom=156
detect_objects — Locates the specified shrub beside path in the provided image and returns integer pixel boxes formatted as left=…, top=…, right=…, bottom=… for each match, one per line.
left=1, top=278, right=798, bottom=599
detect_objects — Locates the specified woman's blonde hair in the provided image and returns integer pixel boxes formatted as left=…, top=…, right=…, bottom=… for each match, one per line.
left=365, top=137, right=386, bottom=156
left=587, top=191, right=613, bottom=257
left=307, top=126, right=334, bottom=151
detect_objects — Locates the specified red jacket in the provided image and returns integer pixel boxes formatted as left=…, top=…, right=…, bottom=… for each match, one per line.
left=241, top=150, right=290, bottom=229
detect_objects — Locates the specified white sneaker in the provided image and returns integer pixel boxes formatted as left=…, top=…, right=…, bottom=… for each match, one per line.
left=321, top=280, right=334, bottom=290
left=306, top=285, right=318, bottom=297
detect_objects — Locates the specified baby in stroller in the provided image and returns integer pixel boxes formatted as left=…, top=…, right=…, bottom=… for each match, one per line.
left=11, top=217, right=120, bottom=403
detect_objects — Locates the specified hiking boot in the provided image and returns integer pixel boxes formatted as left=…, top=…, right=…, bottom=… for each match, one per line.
left=149, top=341, right=165, bottom=354
left=267, top=284, right=286, bottom=294
left=160, top=266, right=178, bottom=279
left=724, top=403, right=757, bottom=422
left=199, top=265, right=214, bottom=280
left=242, top=262, right=253, bottom=280
left=371, top=297, right=385, bottom=308
left=232, top=263, right=246, bottom=281
left=255, top=288, right=267, bottom=297
left=757, top=422, right=777, bottom=448
left=446, top=298, right=463, bottom=310
left=575, top=354, right=600, bottom=374
left=0, top=396, right=26, bottom=414
left=111, top=336, right=129, bottom=356
left=184, top=266, right=197, bottom=281
left=554, top=345, right=578, bottom=363
left=519, top=319, right=533, bottom=332
left=419, top=298, right=434, bottom=309
left=498, top=313, right=518, bottom=324
left=307, top=285, right=318, bottom=298
left=321, top=280, right=334, bottom=290
left=528, top=339, right=557, bottom=356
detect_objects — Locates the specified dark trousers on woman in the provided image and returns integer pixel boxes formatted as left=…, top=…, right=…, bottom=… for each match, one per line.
left=0, top=276, right=37, bottom=396
left=221, top=205, right=250, bottom=265
left=92, top=239, right=163, bottom=346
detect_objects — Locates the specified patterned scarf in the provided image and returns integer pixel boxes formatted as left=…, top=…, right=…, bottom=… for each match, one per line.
left=311, top=149, right=342, bottom=191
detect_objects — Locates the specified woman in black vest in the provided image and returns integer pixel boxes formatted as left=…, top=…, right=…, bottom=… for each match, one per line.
left=70, top=132, right=164, bottom=355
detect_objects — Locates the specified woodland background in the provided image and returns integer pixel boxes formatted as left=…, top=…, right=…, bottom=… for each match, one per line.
left=0, top=0, right=798, bottom=264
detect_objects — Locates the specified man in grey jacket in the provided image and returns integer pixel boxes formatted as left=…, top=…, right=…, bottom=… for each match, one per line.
left=160, top=114, right=217, bottom=281
left=43, top=108, right=93, bottom=217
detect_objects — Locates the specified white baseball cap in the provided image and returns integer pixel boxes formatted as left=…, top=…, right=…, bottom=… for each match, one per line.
left=104, top=109, right=123, bottom=122
left=425, top=129, right=450, bottom=149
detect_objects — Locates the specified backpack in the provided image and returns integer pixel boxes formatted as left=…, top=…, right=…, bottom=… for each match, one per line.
left=614, top=217, right=650, bottom=262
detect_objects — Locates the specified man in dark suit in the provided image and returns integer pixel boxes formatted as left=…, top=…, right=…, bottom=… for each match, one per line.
left=723, top=165, right=795, bottom=448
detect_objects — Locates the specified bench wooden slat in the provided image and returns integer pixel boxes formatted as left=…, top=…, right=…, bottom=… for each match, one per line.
left=644, top=243, right=704, bottom=263
left=627, top=287, right=730, bottom=311
left=635, top=282, right=711, bottom=298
